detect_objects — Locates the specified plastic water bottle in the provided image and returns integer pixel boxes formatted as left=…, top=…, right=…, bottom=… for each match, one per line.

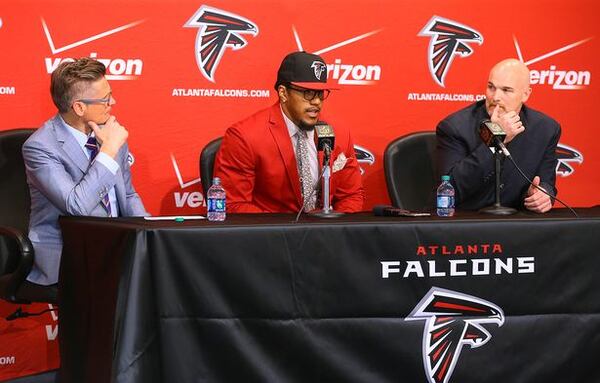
left=207, top=177, right=226, bottom=221
left=436, top=175, right=455, bottom=217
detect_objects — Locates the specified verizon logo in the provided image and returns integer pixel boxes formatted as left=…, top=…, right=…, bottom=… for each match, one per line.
left=327, top=59, right=381, bottom=85
left=292, top=25, right=383, bottom=86
left=514, top=35, right=593, bottom=91
left=530, top=65, right=591, bottom=90
left=170, top=154, right=204, bottom=208
left=42, top=18, right=145, bottom=80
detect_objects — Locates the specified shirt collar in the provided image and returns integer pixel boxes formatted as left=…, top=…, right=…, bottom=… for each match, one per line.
left=58, top=115, right=93, bottom=150
left=280, top=105, right=314, bottom=140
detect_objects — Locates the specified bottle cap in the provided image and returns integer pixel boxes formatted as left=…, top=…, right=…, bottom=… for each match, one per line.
left=212, top=177, right=221, bottom=185
left=442, top=175, right=450, bottom=181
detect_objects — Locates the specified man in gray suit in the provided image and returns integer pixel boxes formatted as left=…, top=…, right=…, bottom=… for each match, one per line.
left=22, top=58, right=148, bottom=289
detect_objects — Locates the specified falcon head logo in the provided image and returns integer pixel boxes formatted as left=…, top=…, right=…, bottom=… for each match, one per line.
left=311, top=61, right=327, bottom=80
left=555, top=143, right=583, bottom=177
left=419, top=16, right=483, bottom=87
left=406, top=287, right=504, bottom=383
left=185, top=6, right=258, bottom=83
left=353, top=145, right=375, bottom=175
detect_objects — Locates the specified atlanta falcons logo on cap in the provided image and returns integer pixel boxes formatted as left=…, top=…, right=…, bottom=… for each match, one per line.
left=185, top=6, right=258, bottom=83
left=406, top=287, right=504, bottom=383
left=419, top=16, right=483, bottom=87
left=311, top=61, right=327, bottom=80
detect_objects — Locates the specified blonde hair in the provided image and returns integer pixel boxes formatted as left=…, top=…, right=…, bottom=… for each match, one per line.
left=50, top=58, right=106, bottom=113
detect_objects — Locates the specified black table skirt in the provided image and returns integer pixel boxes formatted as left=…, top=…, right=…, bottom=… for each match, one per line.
left=58, top=208, right=600, bottom=383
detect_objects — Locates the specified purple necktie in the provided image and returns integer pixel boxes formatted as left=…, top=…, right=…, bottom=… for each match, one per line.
left=85, top=136, right=112, bottom=215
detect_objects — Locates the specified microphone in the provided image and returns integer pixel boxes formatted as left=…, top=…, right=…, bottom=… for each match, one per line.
left=304, top=121, right=344, bottom=219
left=314, top=121, right=335, bottom=156
left=5, top=307, right=25, bottom=321
left=479, top=120, right=511, bottom=157
left=478, top=122, right=578, bottom=217
left=5, top=306, right=58, bottom=321
left=373, top=205, right=431, bottom=217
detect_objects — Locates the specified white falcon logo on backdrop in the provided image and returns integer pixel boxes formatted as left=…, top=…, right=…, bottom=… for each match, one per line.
left=419, top=16, right=483, bottom=87
left=184, top=6, right=258, bottom=83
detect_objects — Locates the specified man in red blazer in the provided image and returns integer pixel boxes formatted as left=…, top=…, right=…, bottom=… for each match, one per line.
left=214, top=51, right=364, bottom=213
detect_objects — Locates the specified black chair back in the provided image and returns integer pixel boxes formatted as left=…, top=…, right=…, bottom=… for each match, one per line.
left=0, top=129, right=34, bottom=231
left=0, top=129, right=36, bottom=302
left=199, top=137, right=223, bottom=196
left=383, top=131, right=437, bottom=210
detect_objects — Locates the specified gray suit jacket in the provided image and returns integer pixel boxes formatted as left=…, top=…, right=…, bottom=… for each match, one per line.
left=22, top=115, right=148, bottom=284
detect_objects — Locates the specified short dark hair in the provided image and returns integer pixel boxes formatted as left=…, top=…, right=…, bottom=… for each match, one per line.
left=50, top=58, right=106, bottom=113
left=274, top=80, right=286, bottom=91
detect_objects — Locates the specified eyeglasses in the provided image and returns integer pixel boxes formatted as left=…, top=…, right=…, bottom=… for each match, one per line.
left=77, top=93, right=113, bottom=107
left=286, top=85, right=330, bottom=101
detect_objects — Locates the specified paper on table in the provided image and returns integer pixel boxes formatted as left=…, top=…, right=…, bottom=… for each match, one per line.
left=144, top=215, right=205, bottom=221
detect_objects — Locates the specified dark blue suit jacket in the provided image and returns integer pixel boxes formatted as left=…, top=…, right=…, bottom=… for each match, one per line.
left=436, top=100, right=561, bottom=210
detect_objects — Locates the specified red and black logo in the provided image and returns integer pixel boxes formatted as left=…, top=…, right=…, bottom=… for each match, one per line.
left=555, top=143, right=583, bottom=177
left=406, top=287, right=504, bottom=383
left=419, top=16, right=483, bottom=88
left=185, top=6, right=258, bottom=83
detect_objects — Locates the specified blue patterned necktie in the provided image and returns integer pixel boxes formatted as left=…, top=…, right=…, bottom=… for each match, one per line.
left=85, top=136, right=112, bottom=215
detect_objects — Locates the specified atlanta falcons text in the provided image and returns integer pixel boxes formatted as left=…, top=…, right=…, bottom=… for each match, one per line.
left=381, top=242, right=535, bottom=278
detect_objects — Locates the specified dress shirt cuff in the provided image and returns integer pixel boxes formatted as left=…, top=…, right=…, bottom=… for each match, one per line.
left=95, top=152, right=119, bottom=175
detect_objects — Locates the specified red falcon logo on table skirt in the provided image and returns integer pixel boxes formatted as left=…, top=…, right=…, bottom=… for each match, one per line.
left=406, top=287, right=504, bottom=383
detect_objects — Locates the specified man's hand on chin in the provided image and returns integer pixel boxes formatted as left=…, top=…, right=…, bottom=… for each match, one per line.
left=491, top=105, right=525, bottom=144
left=89, top=116, right=129, bottom=159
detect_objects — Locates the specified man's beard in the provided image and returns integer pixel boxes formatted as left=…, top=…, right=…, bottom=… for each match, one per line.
left=298, top=120, right=316, bottom=131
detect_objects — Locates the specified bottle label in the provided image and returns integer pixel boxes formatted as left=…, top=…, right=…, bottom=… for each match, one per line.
left=437, top=196, right=454, bottom=209
left=215, top=198, right=225, bottom=212
left=208, top=198, right=226, bottom=212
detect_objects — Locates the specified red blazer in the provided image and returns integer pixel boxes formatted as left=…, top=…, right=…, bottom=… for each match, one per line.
left=214, top=103, right=364, bottom=213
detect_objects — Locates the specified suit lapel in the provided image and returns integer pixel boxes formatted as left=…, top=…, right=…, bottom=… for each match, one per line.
left=268, top=105, right=303, bottom=205
left=53, top=115, right=89, bottom=174
left=501, top=107, right=531, bottom=178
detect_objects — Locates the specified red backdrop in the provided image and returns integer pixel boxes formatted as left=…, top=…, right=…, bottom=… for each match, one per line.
left=0, top=0, right=598, bottom=378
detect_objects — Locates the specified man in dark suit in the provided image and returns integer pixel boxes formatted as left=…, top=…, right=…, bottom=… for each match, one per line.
left=214, top=51, right=364, bottom=213
left=23, top=58, right=147, bottom=287
left=436, top=58, right=560, bottom=213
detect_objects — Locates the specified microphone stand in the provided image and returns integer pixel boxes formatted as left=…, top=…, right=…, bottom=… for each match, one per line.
left=310, top=145, right=344, bottom=218
left=479, top=143, right=517, bottom=215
